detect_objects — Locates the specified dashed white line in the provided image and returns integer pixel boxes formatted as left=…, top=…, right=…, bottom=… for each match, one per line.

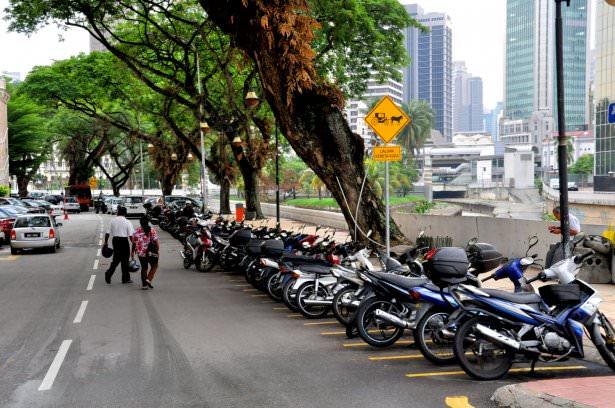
left=96, top=248, right=101, bottom=257
left=86, top=275, right=95, bottom=291
left=93, top=259, right=99, bottom=270
left=73, top=301, right=88, bottom=324
left=98, top=239, right=102, bottom=246
left=38, top=339, right=72, bottom=391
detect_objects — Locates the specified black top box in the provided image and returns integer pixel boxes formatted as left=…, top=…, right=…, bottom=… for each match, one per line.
left=230, top=228, right=252, bottom=246
left=467, top=243, right=505, bottom=274
left=426, top=247, right=469, bottom=286
left=262, top=239, right=285, bottom=256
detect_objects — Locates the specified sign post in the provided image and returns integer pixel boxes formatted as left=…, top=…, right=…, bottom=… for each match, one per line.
left=364, top=96, right=411, bottom=255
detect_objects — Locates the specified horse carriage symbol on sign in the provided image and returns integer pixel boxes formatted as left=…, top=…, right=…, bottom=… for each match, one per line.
left=365, top=96, right=411, bottom=143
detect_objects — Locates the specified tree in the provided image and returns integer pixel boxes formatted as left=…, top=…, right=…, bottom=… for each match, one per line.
left=6, top=84, right=54, bottom=197
left=553, top=137, right=574, bottom=165
left=569, top=154, right=594, bottom=175
left=299, top=169, right=326, bottom=199
left=5, top=0, right=417, bottom=243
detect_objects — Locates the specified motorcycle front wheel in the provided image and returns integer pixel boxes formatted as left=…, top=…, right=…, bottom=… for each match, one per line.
left=454, top=315, right=514, bottom=380
left=196, top=251, right=216, bottom=272
left=332, top=286, right=358, bottom=326
left=266, top=272, right=283, bottom=302
left=282, top=278, right=299, bottom=312
left=591, top=312, right=615, bottom=371
left=182, top=254, right=192, bottom=269
left=355, top=297, right=404, bottom=347
left=296, top=282, right=331, bottom=319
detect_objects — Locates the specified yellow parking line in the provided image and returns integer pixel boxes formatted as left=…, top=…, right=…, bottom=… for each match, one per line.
left=229, top=279, right=243, bottom=283
left=321, top=329, right=397, bottom=336
left=342, top=340, right=413, bottom=348
left=0, top=255, right=20, bottom=261
left=243, top=288, right=258, bottom=292
left=251, top=294, right=267, bottom=297
left=234, top=284, right=250, bottom=287
left=405, top=365, right=587, bottom=379
left=304, top=321, right=340, bottom=326
left=445, top=396, right=474, bottom=408
left=287, top=314, right=303, bottom=318
left=368, top=354, right=425, bottom=361
left=262, top=300, right=276, bottom=304
left=273, top=307, right=288, bottom=311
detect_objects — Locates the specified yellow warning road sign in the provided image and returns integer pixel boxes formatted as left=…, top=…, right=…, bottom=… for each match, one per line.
left=89, top=176, right=98, bottom=189
left=373, top=145, right=402, bottom=162
left=364, top=96, right=411, bottom=144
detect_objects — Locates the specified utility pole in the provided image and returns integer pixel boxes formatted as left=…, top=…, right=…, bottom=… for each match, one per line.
left=555, top=0, right=571, bottom=251
left=275, top=121, right=280, bottom=226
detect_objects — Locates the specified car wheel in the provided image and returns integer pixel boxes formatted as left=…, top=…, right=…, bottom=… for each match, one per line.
left=56, top=240, right=61, bottom=249
left=49, top=245, right=57, bottom=253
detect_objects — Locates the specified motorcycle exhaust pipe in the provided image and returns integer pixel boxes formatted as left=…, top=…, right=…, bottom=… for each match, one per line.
left=475, top=324, right=520, bottom=350
left=179, top=250, right=186, bottom=259
left=341, top=298, right=360, bottom=307
left=303, top=299, right=333, bottom=306
left=374, top=309, right=413, bottom=329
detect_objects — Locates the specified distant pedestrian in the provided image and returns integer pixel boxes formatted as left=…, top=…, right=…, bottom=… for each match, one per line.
left=132, top=215, right=160, bottom=290
left=104, top=206, right=135, bottom=284
left=548, top=206, right=581, bottom=237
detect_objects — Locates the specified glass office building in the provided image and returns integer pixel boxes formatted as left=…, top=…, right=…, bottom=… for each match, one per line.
left=594, top=2, right=615, bottom=191
left=404, top=5, right=453, bottom=141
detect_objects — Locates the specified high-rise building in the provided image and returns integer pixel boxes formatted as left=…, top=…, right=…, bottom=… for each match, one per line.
left=0, top=78, right=9, bottom=187
left=1, top=71, right=21, bottom=84
left=89, top=35, right=107, bottom=53
left=453, top=61, right=484, bottom=133
left=344, top=74, right=404, bottom=149
left=484, top=102, right=503, bottom=142
left=501, top=0, right=590, bottom=165
left=403, top=4, right=453, bottom=141
left=594, top=1, right=615, bottom=191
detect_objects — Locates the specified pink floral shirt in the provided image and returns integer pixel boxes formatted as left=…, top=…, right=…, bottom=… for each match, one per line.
left=132, top=227, right=158, bottom=257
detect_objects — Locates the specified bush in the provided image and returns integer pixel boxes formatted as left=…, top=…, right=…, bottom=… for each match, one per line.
left=0, top=185, right=10, bottom=197
left=414, top=200, right=436, bottom=214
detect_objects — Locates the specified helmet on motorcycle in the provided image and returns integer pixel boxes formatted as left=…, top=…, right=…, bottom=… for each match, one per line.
left=102, top=246, right=114, bottom=258
left=128, top=259, right=140, bottom=273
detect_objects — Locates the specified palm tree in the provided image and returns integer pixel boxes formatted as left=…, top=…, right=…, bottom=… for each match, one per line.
left=299, top=169, right=326, bottom=199
left=552, top=136, right=574, bottom=165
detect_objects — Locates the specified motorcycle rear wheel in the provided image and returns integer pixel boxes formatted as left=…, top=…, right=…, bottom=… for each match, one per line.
left=282, top=278, right=299, bottom=312
left=266, top=272, right=283, bottom=302
left=332, top=286, right=358, bottom=326
left=356, top=297, right=404, bottom=347
left=454, top=315, right=514, bottom=380
left=296, top=282, right=331, bottom=319
left=591, top=312, right=615, bottom=371
left=182, top=255, right=192, bottom=270
left=414, top=308, right=456, bottom=365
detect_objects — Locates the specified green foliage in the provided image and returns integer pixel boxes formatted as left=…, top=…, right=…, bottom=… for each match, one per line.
left=284, top=195, right=423, bottom=210
left=534, top=178, right=543, bottom=195
left=0, top=185, right=10, bottom=197
left=413, top=200, right=435, bottom=214
left=568, top=154, right=594, bottom=175
left=364, top=158, right=419, bottom=198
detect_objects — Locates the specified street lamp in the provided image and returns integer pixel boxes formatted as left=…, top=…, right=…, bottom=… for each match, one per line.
left=274, top=120, right=280, bottom=226
left=195, top=51, right=209, bottom=213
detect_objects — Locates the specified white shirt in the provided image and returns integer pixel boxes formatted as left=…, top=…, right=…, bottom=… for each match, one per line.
left=107, top=216, right=135, bottom=239
left=569, top=213, right=581, bottom=233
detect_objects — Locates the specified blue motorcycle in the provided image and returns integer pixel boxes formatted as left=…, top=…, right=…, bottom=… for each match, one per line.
left=448, top=246, right=615, bottom=380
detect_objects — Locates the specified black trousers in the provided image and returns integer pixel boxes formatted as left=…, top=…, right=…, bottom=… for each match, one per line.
left=107, top=237, right=131, bottom=283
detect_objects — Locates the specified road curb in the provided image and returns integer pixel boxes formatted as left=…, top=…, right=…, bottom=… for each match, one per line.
left=491, top=384, right=593, bottom=408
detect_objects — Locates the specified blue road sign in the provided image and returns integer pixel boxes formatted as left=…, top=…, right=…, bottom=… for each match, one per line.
left=609, top=103, right=615, bottom=124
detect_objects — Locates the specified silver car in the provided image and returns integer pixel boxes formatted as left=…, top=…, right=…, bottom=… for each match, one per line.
left=10, top=214, right=62, bottom=254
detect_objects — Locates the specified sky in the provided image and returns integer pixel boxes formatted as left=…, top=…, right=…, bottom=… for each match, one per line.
left=0, top=0, right=598, bottom=110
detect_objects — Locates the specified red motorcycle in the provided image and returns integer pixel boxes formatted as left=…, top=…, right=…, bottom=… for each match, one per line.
left=180, top=222, right=216, bottom=272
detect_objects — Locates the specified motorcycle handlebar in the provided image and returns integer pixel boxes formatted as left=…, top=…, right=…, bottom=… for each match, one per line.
left=574, top=250, right=594, bottom=265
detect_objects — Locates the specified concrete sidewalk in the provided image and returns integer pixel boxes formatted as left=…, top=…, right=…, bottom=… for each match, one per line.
left=492, top=376, right=615, bottom=408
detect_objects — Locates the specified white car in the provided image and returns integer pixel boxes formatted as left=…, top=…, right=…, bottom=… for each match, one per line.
left=10, top=214, right=62, bottom=254
left=123, top=196, right=146, bottom=218
left=105, top=198, right=124, bottom=214
left=64, top=197, right=81, bottom=213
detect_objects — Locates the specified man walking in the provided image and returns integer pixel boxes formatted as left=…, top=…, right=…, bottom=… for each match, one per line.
left=104, top=206, right=135, bottom=284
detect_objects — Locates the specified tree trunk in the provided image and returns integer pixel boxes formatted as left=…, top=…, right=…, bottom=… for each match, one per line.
left=219, top=177, right=231, bottom=214
left=160, top=174, right=175, bottom=196
left=17, top=175, right=29, bottom=198
left=200, top=1, right=406, bottom=244
left=241, top=166, right=263, bottom=219
left=112, top=185, right=121, bottom=197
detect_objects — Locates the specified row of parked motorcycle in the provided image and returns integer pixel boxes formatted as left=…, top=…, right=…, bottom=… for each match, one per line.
left=152, top=205, right=615, bottom=380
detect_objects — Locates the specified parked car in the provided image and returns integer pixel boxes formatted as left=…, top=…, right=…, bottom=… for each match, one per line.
left=0, top=197, right=26, bottom=208
left=0, top=207, right=16, bottom=244
left=123, top=196, right=146, bottom=218
left=164, top=196, right=201, bottom=207
left=105, top=197, right=124, bottom=214
left=36, top=200, right=63, bottom=217
left=1, top=205, right=28, bottom=216
left=567, top=182, right=579, bottom=191
left=10, top=214, right=62, bottom=254
left=64, top=196, right=81, bottom=213
left=44, top=195, right=64, bottom=205
left=19, top=200, right=47, bottom=213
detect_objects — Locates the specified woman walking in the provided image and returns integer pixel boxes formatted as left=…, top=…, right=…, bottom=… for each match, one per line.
left=132, top=216, right=160, bottom=290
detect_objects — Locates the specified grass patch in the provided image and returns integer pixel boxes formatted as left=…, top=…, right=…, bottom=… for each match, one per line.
left=283, top=195, right=424, bottom=210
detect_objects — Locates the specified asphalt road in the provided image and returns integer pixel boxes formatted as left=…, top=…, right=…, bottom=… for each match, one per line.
left=0, top=212, right=610, bottom=408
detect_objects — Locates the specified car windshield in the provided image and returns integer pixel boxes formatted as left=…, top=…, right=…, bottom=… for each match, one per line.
left=124, top=197, right=143, bottom=204
left=14, top=216, right=51, bottom=228
left=66, top=197, right=77, bottom=203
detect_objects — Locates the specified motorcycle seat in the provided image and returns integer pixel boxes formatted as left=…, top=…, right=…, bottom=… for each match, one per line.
left=297, top=264, right=333, bottom=275
left=423, top=282, right=450, bottom=293
left=482, top=289, right=542, bottom=305
left=371, top=272, right=429, bottom=290
left=281, top=254, right=331, bottom=266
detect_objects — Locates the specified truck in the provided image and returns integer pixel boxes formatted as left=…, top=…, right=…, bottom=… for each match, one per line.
left=65, top=184, right=92, bottom=211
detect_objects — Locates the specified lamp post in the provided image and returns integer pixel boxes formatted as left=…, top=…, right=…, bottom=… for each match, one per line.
left=554, top=0, right=571, bottom=251
left=195, top=52, right=209, bottom=213
left=244, top=91, right=260, bottom=220
left=275, top=120, right=280, bottom=227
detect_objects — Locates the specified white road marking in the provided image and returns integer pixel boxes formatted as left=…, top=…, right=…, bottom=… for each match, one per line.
left=98, top=239, right=102, bottom=246
left=86, top=275, right=95, bottom=291
left=93, top=259, right=99, bottom=270
left=96, top=248, right=101, bottom=257
left=73, top=301, right=88, bottom=323
left=38, top=339, right=72, bottom=391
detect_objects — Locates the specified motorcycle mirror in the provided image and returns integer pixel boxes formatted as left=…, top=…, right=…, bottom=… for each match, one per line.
left=366, top=229, right=373, bottom=238
left=418, top=230, right=425, bottom=238
left=531, top=253, right=538, bottom=259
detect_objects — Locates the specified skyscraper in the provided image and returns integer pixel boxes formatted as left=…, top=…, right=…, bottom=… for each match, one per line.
left=453, top=61, right=484, bottom=133
left=484, top=102, right=503, bottom=142
left=501, top=0, right=590, bottom=159
left=594, top=1, right=615, bottom=191
left=403, top=5, right=453, bottom=141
